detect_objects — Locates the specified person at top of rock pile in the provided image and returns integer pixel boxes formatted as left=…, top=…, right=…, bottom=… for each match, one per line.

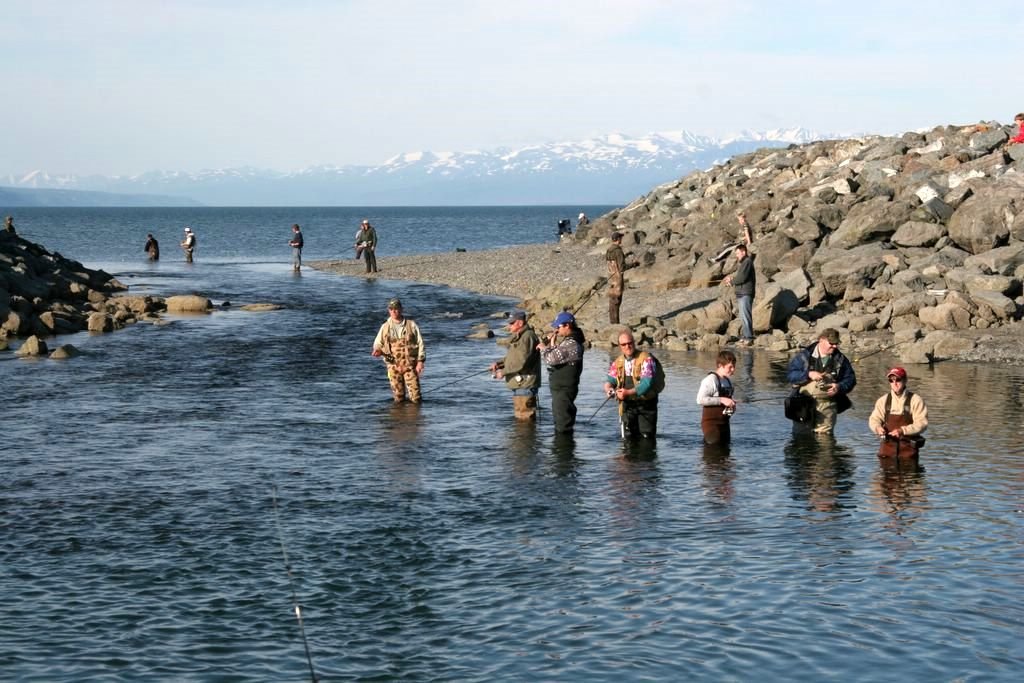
left=1008, top=113, right=1024, bottom=145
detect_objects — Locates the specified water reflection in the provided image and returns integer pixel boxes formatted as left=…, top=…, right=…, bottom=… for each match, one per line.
left=870, top=457, right=929, bottom=526
left=783, top=433, right=856, bottom=512
left=549, top=433, right=580, bottom=477
left=701, top=444, right=735, bottom=506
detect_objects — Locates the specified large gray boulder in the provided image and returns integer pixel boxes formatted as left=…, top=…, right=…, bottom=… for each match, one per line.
left=891, top=221, right=946, bottom=248
left=947, top=192, right=1012, bottom=254
left=15, top=335, right=48, bottom=357
left=165, top=295, right=213, bottom=313
left=963, top=244, right=1024, bottom=276
left=829, top=198, right=915, bottom=249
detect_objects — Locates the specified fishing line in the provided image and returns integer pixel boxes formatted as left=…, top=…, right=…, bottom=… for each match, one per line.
left=420, top=367, right=493, bottom=395
left=270, top=485, right=318, bottom=683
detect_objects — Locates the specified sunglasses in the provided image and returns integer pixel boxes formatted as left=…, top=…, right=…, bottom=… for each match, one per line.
left=888, top=377, right=904, bottom=383
left=620, top=341, right=635, bottom=347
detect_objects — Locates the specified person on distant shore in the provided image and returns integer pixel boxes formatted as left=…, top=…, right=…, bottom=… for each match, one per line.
left=538, top=311, right=585, bottom=434
left=490, top=310, right=541, bottom=421
left=786, top=328, right=856, bottom=434
left=605, top=231, right=638, bottom=324
left=603, top=330, right=659, bottom=439
left=288, top=223, right=304, bottom=271
left=722, top=241, right=756, bottom=345
left=1008, top=113, right=1024, bottom=146
left=577, top=212, right=589, bottom=230
left=180, top=226, right=196, bottom=263
left=696, top=350, right=738, bottom=445
left=144, top=233, right=160, bottom=261
left=4, top=216, right=16, bottom=235
left=356, top=220, right=378, bottom=273
left=372, top=298, right=425, bottom=403
left=869, top=367, right=928, bottom=458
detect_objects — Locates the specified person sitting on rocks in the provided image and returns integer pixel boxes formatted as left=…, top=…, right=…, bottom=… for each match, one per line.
left=1008, top=113, right=1024, bottom=146
left=869, top=366, right=928, bottom=458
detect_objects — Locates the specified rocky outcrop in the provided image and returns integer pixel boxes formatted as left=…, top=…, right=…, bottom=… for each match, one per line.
left=534, top=121, right=1024, bottom=363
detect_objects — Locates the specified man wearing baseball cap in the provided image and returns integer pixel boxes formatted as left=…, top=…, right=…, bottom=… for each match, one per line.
left=490, top=310, right=541, bottom=421
left=180, top=226, right=196, bottom=263
left=538, top=310, right=585, bottom=434
left=785, top=328, right=857, bottom=434
left=605, top=231, right=638, bottom=324
left=372, top=298, right=426, bottom=403
left=868, top=367, right=928, bottom=458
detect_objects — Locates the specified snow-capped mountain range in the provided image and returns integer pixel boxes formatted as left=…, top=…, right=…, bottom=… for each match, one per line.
left=3, top=128, right=830, bottom=206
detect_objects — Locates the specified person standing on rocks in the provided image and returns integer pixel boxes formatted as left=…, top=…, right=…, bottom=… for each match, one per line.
left=723, top=242, right=755, bottom=345
left=603, top=330, right=660, bottom=439
left=372, top=298, right=425, bottom=403
left=4, top=216, right=15, bottom=235
left=490, top=310, right=541, bottom=421
left=144, top=233, right=160, bottom=261
left=786, top=328, right=856, bottom=434
left=356, top=219, right=378, bottom=273
left=696, top=350, right=738, bottom=446
left=180, top=227, right=196, bottom=263
left=869, top=366, right=928, bottom=458
left=288, top=223, right=304, bottom=271
left=605, top=232, right=638, bottom=324
left=538, top=311, right=585, bottom=434
left=577, top=212, right=589, bottom=230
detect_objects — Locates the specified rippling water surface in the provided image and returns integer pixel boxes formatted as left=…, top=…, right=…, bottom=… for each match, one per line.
left=2, top=208, right=1021, bottom=681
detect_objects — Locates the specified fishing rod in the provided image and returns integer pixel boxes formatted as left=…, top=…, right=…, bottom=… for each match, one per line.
left=420, top=367, right=493, bottom=396
left=270, top=486, right=318, bottom=683
left=567, top=277, right=608, bottom=316
left=585, top=393, right=614, bottom=424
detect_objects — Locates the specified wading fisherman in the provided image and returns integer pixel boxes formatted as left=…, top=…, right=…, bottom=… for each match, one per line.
left=603, top=330, right=660, bottom=439
left=356, top=219, right=378, bottom=273
left=490, top=310, right=541, bottom=421
left=372, top=298, right=425, bottom=403
left=288, top=223, right=304, bottom=271
left=538, top=311, right=585, bottom=434
left=786, top=328, right=856, bottom=434
left=696, top=350, right=737, bottom=446
left=869, top=367, right=928, bottom=458
left=144, top=233, right=160, bottom=261
left=180, top=226, right=196, bottom=262
left=605, top=231, right=638, bottom=324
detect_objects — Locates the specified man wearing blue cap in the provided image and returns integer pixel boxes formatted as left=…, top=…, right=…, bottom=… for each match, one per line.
left=538, top=311, right=586, bottom=434
left=490, top=310, right=541, bottom=421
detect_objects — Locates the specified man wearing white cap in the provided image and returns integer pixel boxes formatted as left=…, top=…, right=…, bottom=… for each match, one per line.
left=180, top=227, right=196, bottom=263
left=869, top=366, right=928, bottom=458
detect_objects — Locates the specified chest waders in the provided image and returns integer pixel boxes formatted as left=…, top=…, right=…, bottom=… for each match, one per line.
left=878, top=392, right=924, bottom=458
left=607, top=255, right=624, bottom=324
left=701, top=372, right=733, bottom=446
left=383, top=324, right=421, bottom=403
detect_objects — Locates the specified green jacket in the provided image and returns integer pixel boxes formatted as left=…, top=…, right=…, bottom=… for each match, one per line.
left=502, top=326, right=541, bottom=390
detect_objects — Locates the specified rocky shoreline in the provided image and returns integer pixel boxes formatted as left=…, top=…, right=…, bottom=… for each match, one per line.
left=315, top=120, right=1024, bottom=366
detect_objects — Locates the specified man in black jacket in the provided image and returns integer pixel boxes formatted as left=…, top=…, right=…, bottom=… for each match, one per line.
left=724, top=242, right=755, bottom=345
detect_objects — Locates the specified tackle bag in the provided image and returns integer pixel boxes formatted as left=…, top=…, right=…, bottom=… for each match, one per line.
left=784, top=388, right=815, bottom=423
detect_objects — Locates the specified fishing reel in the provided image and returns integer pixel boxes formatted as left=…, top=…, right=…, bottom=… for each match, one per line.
left=816, top=372, right=835, bottom=392
left=722, top=405, right=735, bottom=417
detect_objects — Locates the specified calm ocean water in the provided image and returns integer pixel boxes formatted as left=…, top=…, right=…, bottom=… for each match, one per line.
left=2, top=207, right=1021, bottom=681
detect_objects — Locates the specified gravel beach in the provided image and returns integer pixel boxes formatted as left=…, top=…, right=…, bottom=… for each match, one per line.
left=310, top=242, right=604, bottom=299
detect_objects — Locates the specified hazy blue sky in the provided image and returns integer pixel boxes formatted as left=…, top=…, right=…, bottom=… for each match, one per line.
left=3, top=0, right=1019, bottom=176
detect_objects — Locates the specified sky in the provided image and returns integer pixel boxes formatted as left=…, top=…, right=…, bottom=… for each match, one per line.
left=2, top=0, right=1020, bottom=177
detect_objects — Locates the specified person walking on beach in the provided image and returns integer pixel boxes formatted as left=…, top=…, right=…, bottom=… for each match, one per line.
left=144, top=233, right=160, bottom=261
left=605, top=232, right=638, bottom=325
left=3, top=216, right=15, bottom=235
left=538, top=311, right=585, bottom=434
left=603, top=330, right=660, bottom=439
left=696, top=350, right=738, bottom=446
left=490, top=310, right=541, bottom=421
left=356, top=220, right=378, bottom=273
left=372, top=298, right=425, bottom=403
left=722, top=242, right=755, bottom=345
left=869, top=367, right=928, bottom=458
left=786, top=328, right=856, bottom=434
left=180, top=226, right=196, bottom=263
left=288, top=223, right=304, bottom=271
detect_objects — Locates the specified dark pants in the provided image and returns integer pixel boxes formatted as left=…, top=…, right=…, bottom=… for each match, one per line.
left=364, top=248, right=377, bottom=273
left=622, top=399, right=657, bottom=438
left=608, top=294, right=621, bottom=324
left=550, top=386, right=579, bottom=434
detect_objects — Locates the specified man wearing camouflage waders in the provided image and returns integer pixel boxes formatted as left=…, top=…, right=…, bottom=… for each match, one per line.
left=372, top=298, right=426, bottom=403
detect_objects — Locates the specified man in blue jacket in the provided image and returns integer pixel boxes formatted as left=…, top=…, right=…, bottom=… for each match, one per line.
left=786, top=328, right=856, bottom=434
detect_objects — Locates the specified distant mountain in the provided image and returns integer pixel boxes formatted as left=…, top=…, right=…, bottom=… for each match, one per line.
left=0, top=185, right=202, bottom=208
left=4, top=128, right=832, bottom=206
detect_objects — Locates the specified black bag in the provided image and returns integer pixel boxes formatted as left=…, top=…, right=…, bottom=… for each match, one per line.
left=785, top=389, right=815, bottom=423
